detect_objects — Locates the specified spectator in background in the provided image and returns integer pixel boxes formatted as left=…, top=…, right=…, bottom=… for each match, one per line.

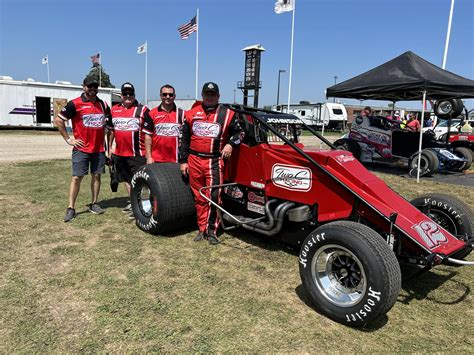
left=407, top=115, right=421, bottom=132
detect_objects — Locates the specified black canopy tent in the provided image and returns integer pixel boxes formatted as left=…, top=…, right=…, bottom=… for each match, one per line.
left=326, top=51, right=474, bottom=102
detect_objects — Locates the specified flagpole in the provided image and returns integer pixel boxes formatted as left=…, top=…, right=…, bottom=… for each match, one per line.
left=145, top=41, right=148, bottom=104
left=442, top=0, right=455, bottom=69
left=195, top=8, right=199, bottom=99
left=99, top=51, right=102, bottom=87
left=287, top=0, right=296, bottom=112
left=46, top=55, right=50, bottom=83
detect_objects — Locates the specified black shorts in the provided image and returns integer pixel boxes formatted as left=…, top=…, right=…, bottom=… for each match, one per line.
left=112, top=154, right=146, bottom=183
left=72, top=149, right=106, bottom=177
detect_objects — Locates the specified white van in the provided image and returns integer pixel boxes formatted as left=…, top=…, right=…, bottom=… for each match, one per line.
left=272, top=102, right=347, bottom=129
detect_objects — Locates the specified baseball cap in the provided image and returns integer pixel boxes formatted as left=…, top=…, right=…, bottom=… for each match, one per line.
left=121, top=82, right=135, bottom=93
left=83, top=76, right=99, bottom=86
left=202, top=82, right=219, bottom=94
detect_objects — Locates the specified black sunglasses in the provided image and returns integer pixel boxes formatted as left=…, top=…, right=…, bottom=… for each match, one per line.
left=122, top=92, right=135, bottom=97
left=161, top=93, right=175, bottom=97
left=87, top=84, right=99, bottom=89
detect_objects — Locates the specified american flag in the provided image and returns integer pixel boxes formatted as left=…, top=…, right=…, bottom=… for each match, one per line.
left=91, top=52, right=100, bottom=65
left=178, top=16, right=197, bottom=40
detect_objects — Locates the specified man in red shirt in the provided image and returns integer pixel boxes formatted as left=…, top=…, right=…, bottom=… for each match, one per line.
left=179, top=82, right=243, bottom=245
left=107, top=82, right=148, bottom=218
left=54, top=76, right=111, bottom=222
left=407, top=114, right=421, bottom=132
left=143, top=84, right=184, bottom=163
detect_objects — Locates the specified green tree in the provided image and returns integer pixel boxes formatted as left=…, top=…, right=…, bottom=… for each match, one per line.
left=86, top=63, right=115, bottom=88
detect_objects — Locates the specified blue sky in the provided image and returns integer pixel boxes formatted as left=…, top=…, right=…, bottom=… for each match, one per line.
left=1, top=0, right=473, bottom=109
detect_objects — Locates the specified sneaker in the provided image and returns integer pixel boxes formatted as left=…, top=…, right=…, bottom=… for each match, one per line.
left=207, top=233, right=220, bottom=245
left=193, top=231, right=205, bottom=242
left=64, top=207, right=76, bottom=222
left=122, top=203, right=132, bottom=213
left=128, top=211, right=135, bottom=220
left=88, top=203, right=104, bottom=215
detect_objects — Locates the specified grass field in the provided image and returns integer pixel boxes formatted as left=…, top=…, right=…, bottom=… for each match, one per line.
left=0, top=159, right=473, bottom=352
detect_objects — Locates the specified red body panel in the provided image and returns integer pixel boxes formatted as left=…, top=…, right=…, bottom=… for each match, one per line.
left=449, top=133, right=474, bottom=143
left=225, top=143, right=466, bottom=256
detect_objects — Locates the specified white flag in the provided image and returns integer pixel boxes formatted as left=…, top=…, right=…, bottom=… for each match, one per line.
left=42, top=56, right=48, bottom=64
left=137, top=42, right=147, bottom=54
left=274, top=0, right=294, bottom=14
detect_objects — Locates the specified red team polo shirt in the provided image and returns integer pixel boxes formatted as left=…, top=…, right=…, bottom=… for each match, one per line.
left=143, top=104, right=183, bottom=163
left=108, top=102, right=148, bottom=157
left=58, top=94, right=110, bottom=153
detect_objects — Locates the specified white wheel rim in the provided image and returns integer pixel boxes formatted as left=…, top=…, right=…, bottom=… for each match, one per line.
left=311, top=244, right=367, bottom=307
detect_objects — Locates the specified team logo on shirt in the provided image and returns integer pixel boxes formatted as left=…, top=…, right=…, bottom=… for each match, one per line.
left=82, top=114, right=105, bottom=128
left=155, top=123, right=181, bottom=137
left=113, top=117, right=140, bottom=131
left=192, top=121, right=220, bottom=138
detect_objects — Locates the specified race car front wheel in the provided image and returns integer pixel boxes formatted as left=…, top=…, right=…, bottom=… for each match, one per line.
left=410, top=193, right=473, bottom=259
left=299, top=221, right=401, bottom=327
left=452, top=147, right=472, bottom=172
left=130, top=163, right=196, bottom=235
left=408, top=149, right=439, bottom=177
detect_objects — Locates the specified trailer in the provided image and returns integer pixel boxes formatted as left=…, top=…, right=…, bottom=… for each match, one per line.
left=0, top=76, right=120, bottom=129
left=272, top=102, right=348, bottom=130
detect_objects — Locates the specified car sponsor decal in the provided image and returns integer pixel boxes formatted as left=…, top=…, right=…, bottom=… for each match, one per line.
left=247, top=191, right=265, bottom=204
left=335, top=154, right=355, bottom=163
left=224, top=185, right=244, bottom=199
left=247, top=202, right=265, bottom=215
left=192, top=121, right=220, bottom=138
left=250, top=181, right=265, bottom=189
left=266, top=117, right=302, bottom=124
left=113, top=117, right=140, bottom=131
left=82, top=114, right=105, bottom=128
left=271, top=164, right=312, bottom=191
left=412, top=221, right=448, bottom=249
left=155, top=123, right=180, bottom=137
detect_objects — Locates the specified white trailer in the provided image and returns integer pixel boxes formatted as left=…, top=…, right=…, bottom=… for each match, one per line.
left=272, top=102, right=348, bottom=129
left=0, top=76, right=120, bottom=128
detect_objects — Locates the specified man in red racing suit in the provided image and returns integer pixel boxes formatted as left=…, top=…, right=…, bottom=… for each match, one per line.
left=179, top=82, right=243, bottom=245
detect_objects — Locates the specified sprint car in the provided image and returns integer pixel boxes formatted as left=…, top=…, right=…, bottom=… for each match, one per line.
left=334, top=113, right=472, bottom=176
left=130, top=105, right=473, bottom=327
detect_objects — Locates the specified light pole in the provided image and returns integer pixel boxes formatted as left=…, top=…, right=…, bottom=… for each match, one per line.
left=333, top=75, right=338, bottom=103
left=276, top=69, right=286, bottom=106
left=233, top=89, right=236, bottom=104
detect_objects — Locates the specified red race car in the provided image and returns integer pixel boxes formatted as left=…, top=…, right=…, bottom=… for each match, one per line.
left=130, top=105, right=474, bottom=327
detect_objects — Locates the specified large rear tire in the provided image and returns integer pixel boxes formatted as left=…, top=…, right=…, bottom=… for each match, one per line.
left=410, top=193, right=473, bottom=259
left=130, top=163, right=196, bottom=234
left=433, top=99, right=464, bottom=119
left=299, top=221, right=401, bottom=327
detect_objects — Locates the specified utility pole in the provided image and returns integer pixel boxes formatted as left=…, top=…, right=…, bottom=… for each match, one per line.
left=333, top=76, right=338, bottom=103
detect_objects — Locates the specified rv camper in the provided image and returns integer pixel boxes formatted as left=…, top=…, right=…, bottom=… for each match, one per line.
left=0, top=76, right=120, bottom=129
left=272, top=102, right=347, bottom=129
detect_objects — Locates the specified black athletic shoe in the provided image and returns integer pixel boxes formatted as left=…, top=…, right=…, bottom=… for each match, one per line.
left=64, top=207, right=76, bottom=222
left=207, top=233, right=220, bottom=245
left=194, top=231, right=205, bottom=242
left=88, top=203, right=104, bottom=215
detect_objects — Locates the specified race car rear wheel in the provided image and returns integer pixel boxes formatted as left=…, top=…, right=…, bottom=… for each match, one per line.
left=333, top=138, right=362, bottom=160
left=410, top=193, right=473, bottom=259
left=452, top=147, right=472, bottom=171
left=408, top=149, right=439, bottom=177
left=130, top=163, right=196, bottom=235
left=299, top=221, right=401, bottom=327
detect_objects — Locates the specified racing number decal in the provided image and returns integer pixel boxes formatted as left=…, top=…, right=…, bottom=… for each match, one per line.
left=412, top=221, right=448, bottom=249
